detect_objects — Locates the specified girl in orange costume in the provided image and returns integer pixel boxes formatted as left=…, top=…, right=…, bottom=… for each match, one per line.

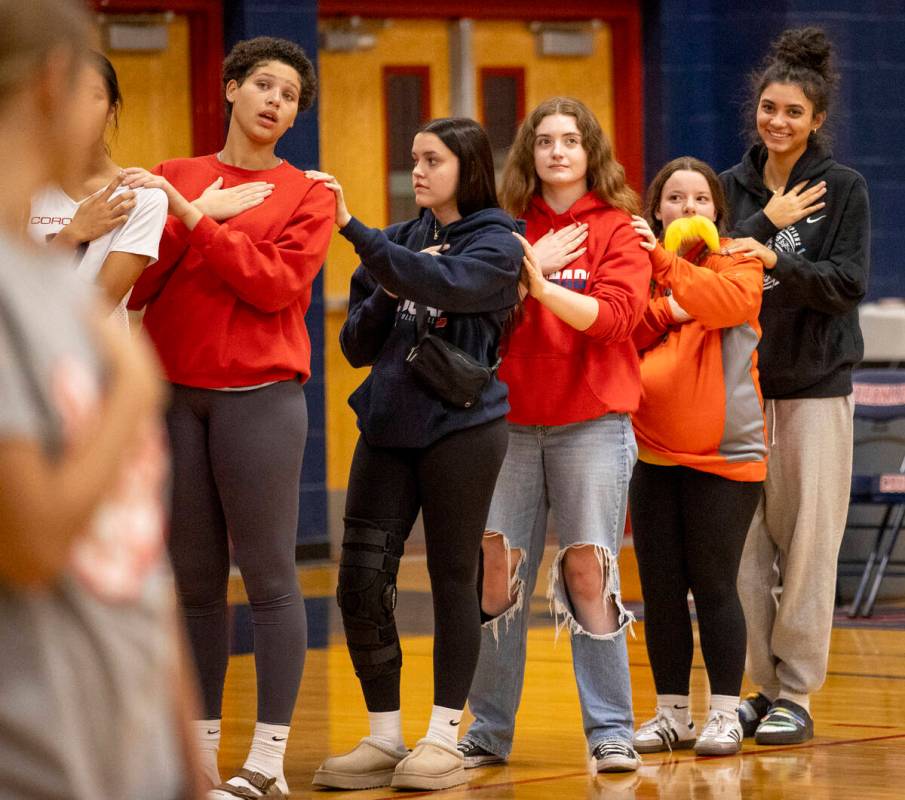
left=628, top=157, right=766, bottom=757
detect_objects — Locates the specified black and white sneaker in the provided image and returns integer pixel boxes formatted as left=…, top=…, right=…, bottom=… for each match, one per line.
left=754, top=699, right=814, bottom=745
left=738, top=692, right=772, bottom=738
left=456, top=739, right=506, bottom=769
left=590, top=739, right=641, bottom=773
left=632, top=708, right=696, bottom=753
left=694, top=710, right=743, bottom=756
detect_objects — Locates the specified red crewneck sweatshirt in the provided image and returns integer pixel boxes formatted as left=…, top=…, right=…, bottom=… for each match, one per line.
left=128, top=154, right=335, bottom=388
left=501, top=192, right=651, bottom=425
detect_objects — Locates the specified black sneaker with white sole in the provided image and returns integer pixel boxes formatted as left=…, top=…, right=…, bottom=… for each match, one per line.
left=590, top=739, right=641, bottom=773
left=456, top=739, right=506, bottom=769
left=754, top=699, right=814, bottom=745
left=738, top=692, right=772, bottom=738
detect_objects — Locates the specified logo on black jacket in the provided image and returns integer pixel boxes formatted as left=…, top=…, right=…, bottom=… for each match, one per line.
left=763, top=225, right=804, bottom=292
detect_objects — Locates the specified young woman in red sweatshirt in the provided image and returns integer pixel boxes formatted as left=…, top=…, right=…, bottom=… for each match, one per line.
left=459, top=97, right=650, bottom=775
left=123, top=37, right=335, bottom=800
left=628, top=157, right=765, bottom=757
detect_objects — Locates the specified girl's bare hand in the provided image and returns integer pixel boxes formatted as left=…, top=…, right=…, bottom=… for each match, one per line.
left=532, top=223, right=589, bottom=275
left=190, top=177, right=274, bottom=221
left=513, top=231, right=546, bottom=299
left=58, top=175, right=135, bottom=247
left=763, top=180, right=826, bottom=229
left=305, top=169, right=351, bottom=228
left=668, top=294, right=693, bottom=322
left=121, top=167, right=193, bottom=219
left=631, top=215, right=657, bottom=251
left=721, top=237, right=777, bottom=269
left=420, top=244, right=450, bottom=256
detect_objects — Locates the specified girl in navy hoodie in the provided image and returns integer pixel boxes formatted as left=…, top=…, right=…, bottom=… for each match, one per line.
left=721, top=27, right=870, bottom=745
left=307, top=118, right=522, bottom=792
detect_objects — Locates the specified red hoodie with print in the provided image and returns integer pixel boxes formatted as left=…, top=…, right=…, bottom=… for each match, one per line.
left=501, top=192, right=651, bottom=425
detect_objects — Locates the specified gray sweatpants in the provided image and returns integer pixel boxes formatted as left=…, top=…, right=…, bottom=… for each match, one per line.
left=737, top=395, right=854, bottom=710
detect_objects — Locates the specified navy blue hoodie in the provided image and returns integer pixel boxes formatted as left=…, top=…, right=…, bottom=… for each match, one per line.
left=339, top=207, right=522, bottom=448
left=721, top=142, right=870, bottom=399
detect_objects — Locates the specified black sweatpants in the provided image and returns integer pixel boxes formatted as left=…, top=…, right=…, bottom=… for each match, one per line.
left=166, top=381, right=308, bottom=725
left=342, top=417, right=509, bottom=712
left=629, top=461, right=762, bottom=697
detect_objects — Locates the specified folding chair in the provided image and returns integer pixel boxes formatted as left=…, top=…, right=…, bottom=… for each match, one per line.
left=840, top=370, right=905, bottom=617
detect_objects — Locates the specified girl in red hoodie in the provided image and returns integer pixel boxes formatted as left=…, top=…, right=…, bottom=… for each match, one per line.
left=459, top=97, right=650, bottom=774
left=123, top=37, right=335, bottom=800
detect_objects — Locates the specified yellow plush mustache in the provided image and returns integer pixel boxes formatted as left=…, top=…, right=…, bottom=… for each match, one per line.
left=663, top=215, right=721, bottom=254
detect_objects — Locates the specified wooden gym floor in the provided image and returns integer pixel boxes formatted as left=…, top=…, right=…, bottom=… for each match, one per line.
left=220, top=548, right=905, bottom=799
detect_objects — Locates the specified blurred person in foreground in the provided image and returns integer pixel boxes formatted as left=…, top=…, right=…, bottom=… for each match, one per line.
left=0, top=1, right=202, bottom=797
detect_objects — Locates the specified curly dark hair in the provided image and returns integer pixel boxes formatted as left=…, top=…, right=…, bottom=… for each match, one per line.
left=222, top=36, right=316, bottom=116
left=746, top=27, right=838, bottom=147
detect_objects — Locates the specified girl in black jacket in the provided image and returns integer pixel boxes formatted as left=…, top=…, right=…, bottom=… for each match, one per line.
left=307, top=118, right=522, bottom=792
left=720, top=27, right=870, bottom=746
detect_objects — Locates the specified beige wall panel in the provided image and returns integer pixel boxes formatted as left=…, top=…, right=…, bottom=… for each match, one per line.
left=472, top=20, right=614, bottom=141
left=106, top=14, right=193, bottom=170
left=319, top=19, right=450, bottom=490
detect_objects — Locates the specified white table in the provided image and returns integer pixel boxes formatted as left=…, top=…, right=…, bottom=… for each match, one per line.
left=860, top=302, right=905, bottom=362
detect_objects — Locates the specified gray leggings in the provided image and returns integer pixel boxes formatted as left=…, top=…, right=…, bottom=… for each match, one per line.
left=166, top=381, right=308, bottom=725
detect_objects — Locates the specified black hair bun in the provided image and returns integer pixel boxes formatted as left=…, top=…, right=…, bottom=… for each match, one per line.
left=770, top=27, right=833, bottom=79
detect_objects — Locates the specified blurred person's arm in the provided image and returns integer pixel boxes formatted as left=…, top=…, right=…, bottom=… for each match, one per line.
left=170, top=604, right=207, bottom=799
left=0, top=313, right=165, bottom=588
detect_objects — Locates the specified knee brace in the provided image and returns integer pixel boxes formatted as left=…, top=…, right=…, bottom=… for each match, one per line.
left=337, top=520, right=404, bottom=680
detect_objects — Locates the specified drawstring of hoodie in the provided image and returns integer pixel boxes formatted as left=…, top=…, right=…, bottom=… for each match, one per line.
left=770, top=398, right=777, bottom=447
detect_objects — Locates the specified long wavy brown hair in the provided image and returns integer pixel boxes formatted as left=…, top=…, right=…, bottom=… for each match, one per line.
left=500, top=97, right=640, bottom=218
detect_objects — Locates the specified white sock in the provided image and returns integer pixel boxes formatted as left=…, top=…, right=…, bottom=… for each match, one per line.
left=778, top=690, right=810, bottom=712
left=193, top=719, right=221, bottom=788
left=209, top=722, right=289, bottom=798
left=425, top=704, right=463, bottom=748
left=657, top=694, right=691, bottom=725
left=368, top=710, right=405, bottom=751
left=710, top=694, right=740, bottom=716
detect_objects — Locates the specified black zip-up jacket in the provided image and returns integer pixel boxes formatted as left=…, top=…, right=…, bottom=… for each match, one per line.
left=339, top=207, right=522, bottom=448
left=720, top=142, right=870, bottom=399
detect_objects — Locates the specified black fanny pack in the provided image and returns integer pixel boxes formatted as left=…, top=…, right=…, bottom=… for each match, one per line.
left=405, top=305, right=500, bottom=409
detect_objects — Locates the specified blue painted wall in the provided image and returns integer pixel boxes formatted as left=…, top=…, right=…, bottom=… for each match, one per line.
left=643, top=0, right=905, bottom=301
left=224, top=0, right=328, bottom=553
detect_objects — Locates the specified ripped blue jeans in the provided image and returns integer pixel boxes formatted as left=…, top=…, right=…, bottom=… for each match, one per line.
left=464, top=414, right=637, bottom=757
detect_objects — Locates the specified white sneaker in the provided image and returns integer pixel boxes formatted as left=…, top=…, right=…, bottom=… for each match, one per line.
left=694, top=710, right=743, bottom=756
left=632, top=708, right=696, bottom=753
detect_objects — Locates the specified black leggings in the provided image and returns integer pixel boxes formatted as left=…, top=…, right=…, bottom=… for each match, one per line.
left=629, top=461, right=762, bottom=697
left=166, top=381, right=308, bottom=725
left=340, top=417, right=508, bottom=712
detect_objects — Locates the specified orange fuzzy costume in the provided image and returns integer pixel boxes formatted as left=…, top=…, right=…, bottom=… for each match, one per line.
left=632, top=239, right=767, bottom=481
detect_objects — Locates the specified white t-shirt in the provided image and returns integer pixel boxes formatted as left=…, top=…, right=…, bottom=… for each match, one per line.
left=29, top=184, right=168, bottom=331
